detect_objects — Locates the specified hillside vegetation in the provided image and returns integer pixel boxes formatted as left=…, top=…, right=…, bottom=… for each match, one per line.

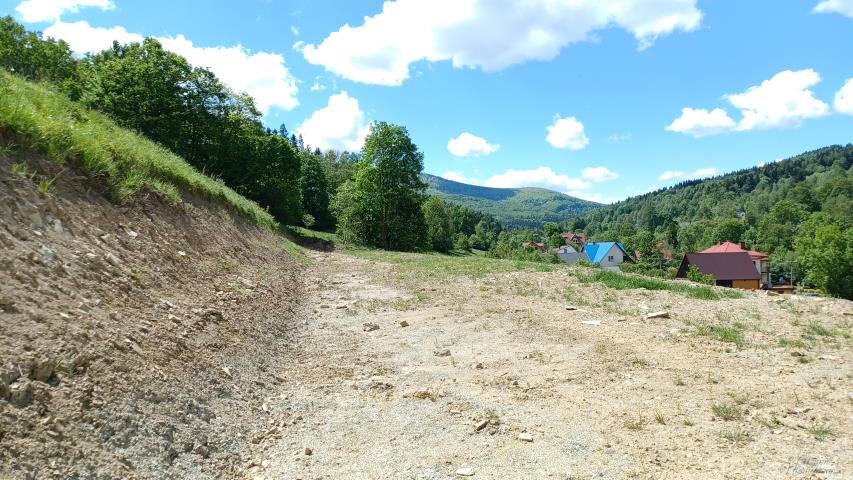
left=574, top=145, right=852, bottom=297
left=0, top=70, right=277, bottom=228
left=423, top=173, right=600, bottom=228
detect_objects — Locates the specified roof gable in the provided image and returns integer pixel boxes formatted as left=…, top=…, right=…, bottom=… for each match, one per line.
left=583, top=241, right=630, bottom=263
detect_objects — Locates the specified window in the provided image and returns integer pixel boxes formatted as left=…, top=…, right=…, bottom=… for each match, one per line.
left=608, top=255, right=614, bottom=261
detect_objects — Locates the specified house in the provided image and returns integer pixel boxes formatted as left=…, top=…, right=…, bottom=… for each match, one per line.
left=521, top=241, right=546, bottom=253
left=582, top=241, right=634, bottom=271
left=676, top=252, right=761, bottom=290
left=700, top=241, right=769, bottom=287
left=561, top=232, right=586, bottom=246
left=555, top=245, right=589, bottom=265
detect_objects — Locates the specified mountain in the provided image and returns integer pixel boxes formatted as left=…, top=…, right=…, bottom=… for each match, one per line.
left=422, top=173, right=600, bottom=228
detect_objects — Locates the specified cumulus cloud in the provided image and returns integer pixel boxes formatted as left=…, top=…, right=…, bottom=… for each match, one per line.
left=666, top=69, right=830, bottom=137
left=546, top=115, right=589, bottom=150
left=41, top=21, right=299, bottom=113
left=15, top=0, right=113, bottom=23
left=813, top=0, right=853, bottom=17
left=665, top=107, right=735, bottom=138
left=302, top=0, right=702, bottom=85
left=727, top=69, right=829, bottom=130
left=447, top=132, right=499, bottom=157
left=441, top=170, right=480, bottom=184
left=658, top=167, right=718, bottom=181
left=834, top=78, right=853, bottom=114
left=581, top=166, right=619, bottom=182
left=484, top=166, right=590, bottom=191
left=296, top=91, right=370, bottom=152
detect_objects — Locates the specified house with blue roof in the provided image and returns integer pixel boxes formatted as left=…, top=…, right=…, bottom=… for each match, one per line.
left=582, top=242, right=634, bottom=271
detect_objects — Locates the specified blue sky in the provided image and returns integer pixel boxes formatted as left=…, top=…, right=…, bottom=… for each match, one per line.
left=5, top=0, right=853, bottom=203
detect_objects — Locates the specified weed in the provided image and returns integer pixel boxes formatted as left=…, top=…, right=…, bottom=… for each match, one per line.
left=697, top=323, right=747, bottom=348
left=778, top=338, right=807, bottom=349
left=797, top=356, right=810, bottom=364
left=129, top=270, right=146, bottom=286
left=756, top=414, right=782, bottom=429
left=711, top=401, right=743, bottom=421
left=683, top=419, right=695, bottom=427
left=595, top=343, right=607, bottom=354
left=720, top=429, right=752, bottom=444
left=673, top=375, right=687, bottom=386
left=10, top=161, right=30, bottom=178
left=727, top=391, right=749, bottom=406
left=628, top=356, right=650, bottom=367
left=654, top=411, right=667, bottom=425
left=808, top=424, right=835, bottom=441
left=624, top=415, right=647, bottom=431
left=805, top=322, right=835, bottom=337
left=37, top=175, right=58, bottom=196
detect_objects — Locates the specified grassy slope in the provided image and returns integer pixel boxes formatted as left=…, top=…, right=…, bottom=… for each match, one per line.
left=0, top=71, right=277, bottom=229
left=422, top=173, right=600, bottom=228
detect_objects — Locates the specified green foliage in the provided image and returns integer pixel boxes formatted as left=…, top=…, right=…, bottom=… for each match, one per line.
left=422, top=196, right=453, bottom=252
left=686, top=264, right=715, bottom=285
left=795, top=214, right=852, bottom=298
left=422, top=173, right=599, bottom=228
left=576, top=269, right=742, bottom=300
left=334, top=122, right=427, bottom=251
left=696, top=323, right=747, bottom=348
left=0, top=70, right=276, bottom=228
left=298, top=151, right=333, bottom=229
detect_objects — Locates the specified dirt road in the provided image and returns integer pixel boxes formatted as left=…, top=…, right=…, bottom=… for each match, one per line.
left=248, top=251, right=851, bottom=480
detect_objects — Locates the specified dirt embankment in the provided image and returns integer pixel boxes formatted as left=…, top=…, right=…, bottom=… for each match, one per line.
left=0, top=152, right=304, bottom=479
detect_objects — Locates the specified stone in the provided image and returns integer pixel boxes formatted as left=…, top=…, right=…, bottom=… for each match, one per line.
left=581, top=320, right=601, bottom=326
left=475, top=419, right=489, bottom=432
left=39, top=245, right=57, bottom=263
left=30, top=358, right=53, bottom=382
left=399, top=320, right=409, bottom=327
left=645, top=311, right=670, bottom=319
left=105, top=252, right=121, bottom=267
left=363, top=323, right=379, bottom=332
left=9, top=381, right=33, bottom=407
left=565, top=306, right=578, bottom=311
left=202, top=309, right=224, bottom=323
left=304, top=447, right=312, bottom=456
left=221, top=367, right=232, bottom=378
left=473, top=362, right=484, bottom=370
left=456, top=467, right=475, bottom=476
left=434, top=349, right=451, bottom=357
left=518, top=432, right=534, bottom=442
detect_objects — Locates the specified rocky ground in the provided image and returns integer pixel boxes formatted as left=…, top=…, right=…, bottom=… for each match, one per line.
left=253, top=251, right=851, bottom=480
left=1, top=152, right=851, bottom=479
left=0, top=153, right=304, bottom=479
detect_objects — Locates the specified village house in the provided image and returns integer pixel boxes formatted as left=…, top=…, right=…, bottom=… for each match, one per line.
left=700, top=241, right=769, bottom=287
left=676, top=251, right=761, bottom=290
left=521, top=241, right=546, bottom=253
left=582, top=241, right=633, bottom=271
left=555, top=245, right=589, bottom=265
left=560, top=232, right=586, bottom=247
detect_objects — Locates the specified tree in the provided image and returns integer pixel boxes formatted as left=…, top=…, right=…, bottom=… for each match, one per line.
left=334, top=122, right=426, bottom=250
left=299, top=151, right=332, bottom=229
left=422, top=197, right=452, bottom=252
left=795, top=214, right=852, bottom=298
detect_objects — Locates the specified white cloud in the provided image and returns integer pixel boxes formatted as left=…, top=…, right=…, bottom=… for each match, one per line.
left=290, top=25, right=300, bottom=36
left=15, top=0, right=113, bottom=23
left=666, top=69, right=830, bottom=137
left=447, top=132, right=499, bottom=157
left=441, top=170, right=480, bottom=184
left=581, top=166, right=619, bottom=182
left=484, top=166, right=590, bottom=191
left=834, top=78, right=853, bottom=114
left=658, top=167, right=718, bottom=181
left=302, top=0, right=702, bottom=86
left=546, top=115, right=589, bottom=150
left=608, top=132, right=631, bottom=143
left=727, top=69, right=829, bottom=130
left=813, top=0, right=853, bottom=17
left=296, top=91, right=370, bottom=152
left=41, top=21, right=299, bottom=113
left=665, top=107, right=735, bottom=138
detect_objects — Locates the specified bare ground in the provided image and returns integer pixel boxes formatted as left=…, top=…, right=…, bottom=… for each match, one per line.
left=253, top=251, right=851, bottom=480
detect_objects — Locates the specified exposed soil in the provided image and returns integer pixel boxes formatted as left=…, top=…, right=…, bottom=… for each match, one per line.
left=2, top=152, right=851, bottom=479
left=0, top=153, right=303, bottom=479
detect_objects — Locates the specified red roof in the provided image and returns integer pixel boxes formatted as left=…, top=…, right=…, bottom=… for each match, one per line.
left=701, top=241, right=768, bottom=260
left=676, top=252, right=761, bottom=281
left=561, top=232, right=586, bottom=244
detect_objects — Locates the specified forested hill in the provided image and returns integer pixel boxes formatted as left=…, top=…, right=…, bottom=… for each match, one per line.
left=575, top=145, right=852, bottom=296
left=422, top=173, right=600, bottom=228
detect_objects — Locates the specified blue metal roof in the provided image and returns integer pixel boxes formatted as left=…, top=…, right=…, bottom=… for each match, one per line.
left=583, top=242, right=628, bottom=264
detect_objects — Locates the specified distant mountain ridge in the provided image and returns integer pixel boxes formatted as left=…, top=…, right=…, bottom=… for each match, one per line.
left=421, top=173, right=600, bottom=228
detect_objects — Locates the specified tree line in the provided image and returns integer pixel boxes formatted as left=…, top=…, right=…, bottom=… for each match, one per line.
left=0, top=17, right=500, bottom=253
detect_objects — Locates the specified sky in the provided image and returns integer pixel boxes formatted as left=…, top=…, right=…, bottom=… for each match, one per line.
left=4, top=0, right=853, bottom=204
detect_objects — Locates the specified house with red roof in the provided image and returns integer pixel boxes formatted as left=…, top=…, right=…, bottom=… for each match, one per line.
left=521, top=241, right=546, bottom=253
left=676, top=252, right=761, bottom=290
left=700, top=241, right=769, bottom=287
left=560, top=232, right=586, bottom=246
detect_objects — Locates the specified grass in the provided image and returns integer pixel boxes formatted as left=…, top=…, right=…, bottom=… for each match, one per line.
left=576, top=269, right=742, bottom=300
left=285, top=225, right=337, bottom=246
left=683, top=419, right=695, bottom=427
left=654, top=411, right=667, bottom=425
left=805, top=322, right=836, bottom=337
left=696, top=323, right=747, bottom=348
left=624, top=415, right=647, bottom=431
left=808, top=423, right=835, bottom=441
left=720, top=429, right=752, bottom=444
left=345, top=248, right=558, bottom=279
left=0, top=71, right=276, bottom=229
left=711, top=401, right=743, bottom=421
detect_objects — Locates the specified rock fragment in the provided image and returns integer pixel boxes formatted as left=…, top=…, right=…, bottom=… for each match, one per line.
left=362, top=323, right=379, bottom=332
left=645, top=311, right=670, bottom=319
